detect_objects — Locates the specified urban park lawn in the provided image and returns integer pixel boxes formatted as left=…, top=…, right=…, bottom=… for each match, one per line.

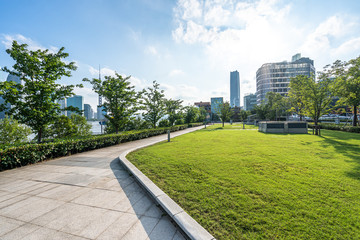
left=127, top=127, right=360, bottom=239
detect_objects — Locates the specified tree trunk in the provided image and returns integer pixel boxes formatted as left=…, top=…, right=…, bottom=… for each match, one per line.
left=222, top=121, right=224, bottom=127
left=353, top=105, right=358, bottom=126
left=300, top=114, right=303, bottom=121
left=37, top=128, right=42, bottom=143
left=314, top=119, right=319, bottom=135
left=243, top=121, right=245, bottom=129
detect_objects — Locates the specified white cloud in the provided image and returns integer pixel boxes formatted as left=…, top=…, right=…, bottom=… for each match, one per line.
left=169, top=69, right=185, bottom=77
left=1, top=34, right=59, bottom=53
left=145, top=46, right=158, bottom=56
left=88, top=66, right=116, bottom=77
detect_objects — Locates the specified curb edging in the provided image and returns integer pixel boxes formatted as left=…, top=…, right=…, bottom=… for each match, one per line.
left=118, top=127, right=216, bottom=240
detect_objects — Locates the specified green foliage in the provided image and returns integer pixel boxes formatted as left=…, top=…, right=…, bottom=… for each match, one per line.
left=217, top=102, right=233, bottom=127
left=0, top=123, right=202, bottom=171
left=174, top=118, right=184, bottom=125
left=158, top=119, right=170, bottom=127
left=197, top=106, right=207, bottom=122
left=309, top=123, right=360, bottom=133
left=0, top=41, right=80, bottom=143
left=330, top=56, right=360, bottom=126
left=165, top=98, right=183, bottom=126
left=128, top=129, right=360, bottom=239
left=140, top=81, right=166, bottom=128
left=184, top=105, right=200, bottom=124
left=43, top=114, right=91, bottom=139
left=83, top=73, right=138, bottom=133
left=289, top=75, right=307, bottom=120
left=0, top=115, right=31, bottom=146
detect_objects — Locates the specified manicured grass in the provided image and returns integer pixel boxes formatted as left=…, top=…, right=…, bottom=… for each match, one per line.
left=127, top=128, right=360, bottom=239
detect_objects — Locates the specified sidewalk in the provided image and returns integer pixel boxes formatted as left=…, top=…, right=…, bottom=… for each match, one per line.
left=0, top=126, right=204, bottom=240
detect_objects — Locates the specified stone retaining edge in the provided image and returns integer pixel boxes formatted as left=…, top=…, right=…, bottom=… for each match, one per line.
left=118, top=127, right=216, bottom=240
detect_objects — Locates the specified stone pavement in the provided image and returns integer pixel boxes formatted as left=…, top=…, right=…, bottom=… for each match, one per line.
left=0, top=126, right=204, bottom=240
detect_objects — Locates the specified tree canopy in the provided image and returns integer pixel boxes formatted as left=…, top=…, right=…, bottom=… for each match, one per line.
left=83, top=73, right=138, bottom=133
left=0, top=41, right=80, bottom=143
left=217, top=102, right=233, bottom=127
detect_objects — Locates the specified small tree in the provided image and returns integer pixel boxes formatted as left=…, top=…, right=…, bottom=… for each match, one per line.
left=0, top=41, right=80, bottom=143
left=217, top=102, right=233, bottom=127
left=0, top=115, right=31, bottom=146
left=239, top=110, right=249, bottom=129
left=83, top=73, right=138, bottom=134
left=330, top=57, right=360, bottom=126
left=141, top=81, right=166, bottom=128
left=70, top=114, right=92, bottom=136
left=184, top=105, right=199, bottom=124
left=289, top=75, right=307, bottom=121
left=165, top=98, right=183, bottom=126
left=197, top=107, right=207, bottom=122
left=301, top=74, right=335, bottom=135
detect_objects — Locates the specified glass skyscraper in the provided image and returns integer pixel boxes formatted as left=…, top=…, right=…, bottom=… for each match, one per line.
left=66, top=95, right=84, bottom=117
left=0, top=73, right=21, bottom=119
left=256, top=54, right=315, bottom=104
left=230, top=70, right=240, bottom=108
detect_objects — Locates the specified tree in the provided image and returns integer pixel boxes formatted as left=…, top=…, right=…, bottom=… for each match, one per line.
left=330, top=57, right=360, bottom=126
left=83, top=73, right=138, bottom=134
left=217, top=102, right=233, bottom=127
left=0, top=41, right=79, bottom=143
left=265, top=92, right=289, bottom=120
left=289, top=75, right=307, bottom=121
left=165, top=98, right=183, bottom=126
left=141, top=81, right=166, bottom=128
left=300, top=74, right=334, bottom=135
left=70, top=114, right=92, bottom=136
left=0, top=115, right=31, bottom=146
left=239, top=110, right=250, bottom=129
left=184, top=105, right=199, bottom=124
left=197, top=107, right=207, bottom=122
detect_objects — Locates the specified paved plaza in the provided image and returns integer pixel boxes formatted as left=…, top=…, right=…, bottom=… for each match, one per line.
left=0, top=126, right=204, bottom=240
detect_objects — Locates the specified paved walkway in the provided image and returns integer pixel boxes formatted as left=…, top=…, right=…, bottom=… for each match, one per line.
left=0, top=126, right=204, bottom=240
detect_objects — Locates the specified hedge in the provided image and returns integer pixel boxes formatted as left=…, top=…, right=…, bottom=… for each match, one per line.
left=308, top=123, right=360, bottom=133
left=0, top=123, right=203, bottom=171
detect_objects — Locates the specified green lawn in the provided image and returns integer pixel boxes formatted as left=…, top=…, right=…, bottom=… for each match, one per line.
left=127, top=127, right=360, bottom=239
left=207, top=123, right=258, bottom=130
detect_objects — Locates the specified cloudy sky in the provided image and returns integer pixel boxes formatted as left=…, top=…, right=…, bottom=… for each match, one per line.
left=1, top=0, right=360, bottom=110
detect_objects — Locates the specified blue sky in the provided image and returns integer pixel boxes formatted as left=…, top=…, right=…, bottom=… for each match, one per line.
left=1, top=0, right=360, bottom=110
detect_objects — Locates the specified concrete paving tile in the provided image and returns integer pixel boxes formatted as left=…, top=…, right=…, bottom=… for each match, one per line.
left=0, top=222, right=40, bottom=240
left=0, top=216, right=25, bottom=236
left=110, top=169, right=130, bottom=179
left=16, top=181, right=51, bottom=194
left=116, top=175, right=135, bottom=188
left=78, top=209, right=120, bottom=239
left=0, top=191, right=20, bottom=203
left=24, top=227, right=88, bottom=240
left=0, top=179, right=28, bottom=192
left=112, top=191, right=145, bottom=212
left=96, top=212, right=139, bottom=240
left=37, top=184, right=91, bottom=202
left=122, top=181, right=143, bottom=193
left=0, top=196, right=63, bottom=222
left=71, top=188, right=126, bottom=209
left=143, top=204, right=164, bottom=218
left=26, top=183, right=60, bottom=196
left=0, top=194, right=29, bottom=209
left=172, top=230, right=186, bottom=240
left=126, top=194, right=155, bottom=216
left=121, top=215, right=160, bottom=240
left=147, top=216, right=178, bottom=240
left=50, top=173, right=96, bottom=186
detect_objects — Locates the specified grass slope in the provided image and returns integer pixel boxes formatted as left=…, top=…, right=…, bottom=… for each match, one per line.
left=127, top=128, right=360, bottom=239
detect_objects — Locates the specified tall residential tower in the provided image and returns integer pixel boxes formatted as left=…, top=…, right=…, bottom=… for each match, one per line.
left=230, top=71, right=240, bottom=108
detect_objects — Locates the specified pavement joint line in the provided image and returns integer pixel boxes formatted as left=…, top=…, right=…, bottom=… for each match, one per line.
left=119, top=126, right=216, bottom=240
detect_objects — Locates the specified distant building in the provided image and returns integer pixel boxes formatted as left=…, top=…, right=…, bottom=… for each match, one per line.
left=84, top=104, right=94, bottom=120
left=58, top=99, right=67, bottom=116
left=211, top=97, right=223, bottom=121
left=0, top=73, right=22, bottom=119
left=256, top=53, right=315, bottom=104
left=230, top=71, right=240, bottom=108
left=194, top=101, right=211, bottom=113
left=244, top=93, right=257, bottom=111
left=67, top=95, right=83, bottom=117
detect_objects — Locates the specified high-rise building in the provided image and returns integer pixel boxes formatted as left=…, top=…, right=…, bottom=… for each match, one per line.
left=211, top=97, right=223, bottom=114
left=244, top=93, right=257, bottom=111
left=194, top=101, right=211, bottom=113
left=230, top=71, right=240, bottom=108
left=256, top=53, right=315, bottom=104
left=67, top=95, right=84, bottom=117
left=84, top=104, right=94, bottom=120
left=0, top=73, right=21, bottom=119
left=58, top=99, right=66, bottom=116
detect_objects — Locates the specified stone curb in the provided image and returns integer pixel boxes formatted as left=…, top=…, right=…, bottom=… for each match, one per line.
left=118, top=127, right=216, bottom=240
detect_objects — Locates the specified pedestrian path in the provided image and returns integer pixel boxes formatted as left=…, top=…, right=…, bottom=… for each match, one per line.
left=0, top=126, right=204, bottom=240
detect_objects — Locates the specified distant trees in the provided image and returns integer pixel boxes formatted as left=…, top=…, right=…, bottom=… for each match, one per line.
left=254, top=92, right=289, bottom=121
left=44, top=114, right=91, bottom=139
left=0, top=115, right=31, bottom=146
left=165, top=99, right=183, bottom=126
left=217, top=102, right=233, bottom=127
left=0, top=41, right=80, bottom=143
left=83, top=73, right=138, bottom=134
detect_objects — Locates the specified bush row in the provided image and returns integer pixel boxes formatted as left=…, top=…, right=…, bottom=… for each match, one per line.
left=0, top=123, right=203, bottom=171
left=308, top=123, right=360, bottom=133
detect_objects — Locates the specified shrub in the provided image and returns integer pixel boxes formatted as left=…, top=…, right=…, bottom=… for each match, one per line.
left=308, top=123, right=360, bottom=133
left=0, top=123, right=202, bottom=171
left=0, top=116, right=31, bottom=146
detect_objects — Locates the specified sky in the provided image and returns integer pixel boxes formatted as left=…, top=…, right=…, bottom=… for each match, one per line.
left=1, top=0, right=360, bottom=110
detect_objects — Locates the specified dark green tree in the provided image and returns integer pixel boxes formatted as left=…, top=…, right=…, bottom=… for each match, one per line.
left=289, top=75, right=308, bottom=121
left=330, top=57, right=360, bottom=126
left=197, top=107, right=207, bottom=122
left=0, top=115, right=31, bottom=146
left=184, top=105, right=199, bottom=124
left=0, top=41, right=80, bottom=143
left=165, top=98, right=183, bottom=126
left=217, top=102, right=233, bottom=127
left=83, top=73, right=138, bottom=134
left=140, top=81, right=166, bottom=128
left=239, top=110, right=250, bottom=129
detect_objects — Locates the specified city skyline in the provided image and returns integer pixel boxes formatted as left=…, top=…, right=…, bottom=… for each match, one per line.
left=1, top=0, right=360, bottom=110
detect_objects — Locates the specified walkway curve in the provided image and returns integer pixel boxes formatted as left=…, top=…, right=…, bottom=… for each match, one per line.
left=119, top=126, right=216, bottom=240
